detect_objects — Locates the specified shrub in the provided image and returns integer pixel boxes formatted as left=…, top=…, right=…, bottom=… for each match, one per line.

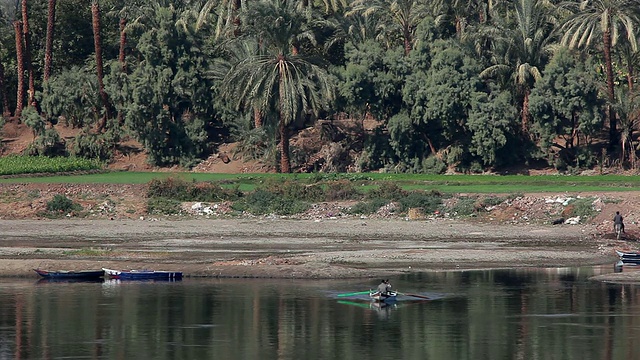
left=397, top=191, right=443, bottom=213
left=24, top=128, right=67, bottom=157
left=147, top=197, right=182, bottom=215
left=348, top=198, right=389, bottom=215
left=232, top=189, right=309, bottom=215
left=69, top=131, right=117, bottom=161
left=260, top=178, right=326, bottom=202
left=420, top=156, right=447, bottom=174
left=479, top=195, right=507, bottom=207
left=448, top=196, right=480, bottom=216
left=46, top=194, right=82, bottom=213
left=147, top=177, right=191, bottom=199
left=147, top=177, right=242, bottom=202
left=324, top=180, right=362, bottom=201
left=565, top=197, right=597, bottom=219
left=367, top=182, right=407, bottom=201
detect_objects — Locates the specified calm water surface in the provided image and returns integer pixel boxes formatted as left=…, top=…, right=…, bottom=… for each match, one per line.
left=1, top=265, right=639, bottom=360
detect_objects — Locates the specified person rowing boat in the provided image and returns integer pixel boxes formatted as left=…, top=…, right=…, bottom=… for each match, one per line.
left=371, top=279, right=397, bottom=302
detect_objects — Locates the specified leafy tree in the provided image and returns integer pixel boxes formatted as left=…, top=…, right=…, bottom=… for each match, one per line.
left=467, top=85, right=521, bottom=167
left=529, top=48, right=604, bottom=168
left=398, top=40, right=482, bottom=167
left=118, top=4, right=216, bottom=167
left=40, top=66, right=101, bottom=129
left=559, top=0, right=640, bottom=150
left=21, top=104, right=45, bottom=137
left=335, top=40, right=407, bottom=122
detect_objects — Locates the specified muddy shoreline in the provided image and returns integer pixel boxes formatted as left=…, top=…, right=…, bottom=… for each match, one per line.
left=0, top=217, right=630, bottom=282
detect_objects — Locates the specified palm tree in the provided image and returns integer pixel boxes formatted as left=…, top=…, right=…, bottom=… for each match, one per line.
left=346, top=0, right=432, bottom=55
left=91, top=0, right=111, bottom=130
left=0, top=61, right=9, bottom=117
left=559, top=0, right=640, bottom=149
left=295, top=0, right=347, bottom=14
left=617, top=38, right=640, bottom=92
left=479, top=0, right=556, bottom=133
left=433, top=0, right=482, bottom=38
left=21, top=0, right=34, bottom=105
left=106, top=0, right=148, bottom=72
left=613, top=89, right=640, bottom=167
left=44, top=0, right=56, bottom=82
left=13, top=20, right=24, bottom=117
left=224, top=0, right=335, bottom=172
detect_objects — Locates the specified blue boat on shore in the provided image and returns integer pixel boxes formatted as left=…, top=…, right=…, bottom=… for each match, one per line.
left=102, top=268, right=182, bottom=281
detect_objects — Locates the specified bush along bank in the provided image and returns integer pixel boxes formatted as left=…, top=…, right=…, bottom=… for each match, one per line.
left=144, top=177, right=601, bottom=224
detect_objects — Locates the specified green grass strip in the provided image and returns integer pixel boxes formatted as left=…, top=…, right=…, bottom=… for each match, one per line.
left=1, top=171, right=639, bottom=194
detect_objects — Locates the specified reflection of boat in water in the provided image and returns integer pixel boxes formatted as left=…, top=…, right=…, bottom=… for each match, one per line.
left=614, top=260, right=640, bottom=273
left=370, top=301, right=397, bottom=310
left=37, top=277, right=104, bottom=284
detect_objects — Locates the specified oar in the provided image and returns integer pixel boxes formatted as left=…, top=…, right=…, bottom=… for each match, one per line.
left=398, top=292, right=430, bottom=300
left=337, top=290, right=371, bottom=297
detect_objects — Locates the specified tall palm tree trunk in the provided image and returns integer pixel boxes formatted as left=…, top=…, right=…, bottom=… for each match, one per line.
left=403, top=26, right=412, bottom=56
left=0, top=61, right=10, bottom=117
left=44, top=0, right=57, bottom=82
left=118, top=17, right=127, bottom=71
left=628, top=63, right=634, bottom=92
left=21, top=0, right=35, bottom=105
left=14, top=20, right=25, bottom=118
left=92, top=0, right=111, bottom=130
left=603, top=30, right=617, bottom=149
left=522, top=88, right=530, bottom=132
left=254, top=107, right=263, bottom=128
left=279, top=115, right=291, bottom=173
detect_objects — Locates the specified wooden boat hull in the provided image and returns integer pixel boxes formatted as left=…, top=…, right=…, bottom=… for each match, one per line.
left=33, top=269, right=104, bottom=279
left=369, top=291, right=397, bottom=302
left=103, top=268, right=182, bottom=281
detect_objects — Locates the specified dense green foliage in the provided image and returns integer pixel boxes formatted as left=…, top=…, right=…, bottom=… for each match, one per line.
left=2, top=0, right=640, bottom=173
left=0, top=155, right=102, bottom=175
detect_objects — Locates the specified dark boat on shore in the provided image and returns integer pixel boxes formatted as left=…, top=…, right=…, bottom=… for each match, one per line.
left=33, top=269, right=105, bottom=279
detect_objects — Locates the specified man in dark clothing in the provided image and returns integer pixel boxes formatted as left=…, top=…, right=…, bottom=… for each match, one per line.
left=614, top=211, right=625, bottom=234
left=377, top=279, right=390, bottom=295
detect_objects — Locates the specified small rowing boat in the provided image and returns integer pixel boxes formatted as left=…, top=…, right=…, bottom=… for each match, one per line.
left=102, top=268, right=182, bottom=281
left=33, top=269, right=104, bottom=279
left=369, top=290, right=397, bottom=302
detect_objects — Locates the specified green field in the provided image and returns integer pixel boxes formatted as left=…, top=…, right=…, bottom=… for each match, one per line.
left=1, top=171, right=639, bottom=193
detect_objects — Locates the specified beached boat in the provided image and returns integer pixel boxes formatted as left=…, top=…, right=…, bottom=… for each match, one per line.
left=369, top=290, right=397, bottom=302
left=102, top=268, right=182, bottom=281
left=33, top=269, right=104, bottom=279
left=615, top=250, right=640, bottom=260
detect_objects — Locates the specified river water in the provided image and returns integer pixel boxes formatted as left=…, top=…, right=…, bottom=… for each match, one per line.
left=0, top=265, right=639, bottom=360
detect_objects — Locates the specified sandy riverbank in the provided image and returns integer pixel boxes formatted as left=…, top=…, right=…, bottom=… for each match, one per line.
left=0, top=217, right=631, bottom=282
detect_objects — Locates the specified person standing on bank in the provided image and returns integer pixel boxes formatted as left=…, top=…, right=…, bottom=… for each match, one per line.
left=614, top=211, right=625, bottom=234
